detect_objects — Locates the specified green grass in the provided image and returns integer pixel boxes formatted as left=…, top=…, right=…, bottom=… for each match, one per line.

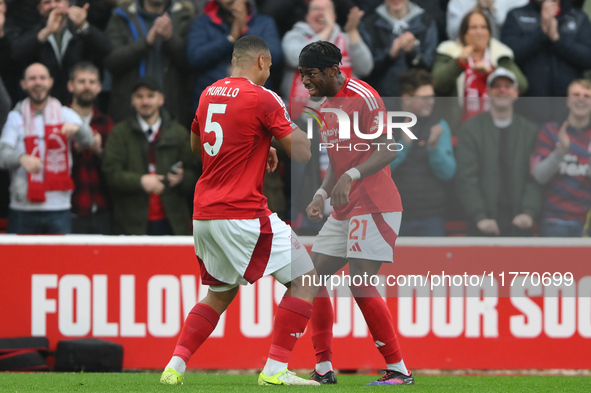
left=0, top=372, right=590, bottom=393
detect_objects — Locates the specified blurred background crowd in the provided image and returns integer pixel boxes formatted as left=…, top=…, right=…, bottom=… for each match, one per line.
left=1, top=0, right=591, bottom=237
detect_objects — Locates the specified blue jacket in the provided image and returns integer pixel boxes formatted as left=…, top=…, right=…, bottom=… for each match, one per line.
left=501, top=1, right=591, bottom=97
left=186, top=0, right=282, bottom=109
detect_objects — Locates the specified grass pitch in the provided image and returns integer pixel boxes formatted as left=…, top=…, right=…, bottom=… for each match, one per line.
left=1, top=372, right=590, bottom=392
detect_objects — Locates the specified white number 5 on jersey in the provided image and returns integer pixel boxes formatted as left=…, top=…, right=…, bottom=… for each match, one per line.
left=204, top=103, right=226, bottom=156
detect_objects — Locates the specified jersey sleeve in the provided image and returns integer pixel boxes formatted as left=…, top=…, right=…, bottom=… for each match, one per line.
left=191, top=115, right=200, bottom=135
left=259, top=88, right=296, bottom=140
left=363, top=95, right=387, bottom=137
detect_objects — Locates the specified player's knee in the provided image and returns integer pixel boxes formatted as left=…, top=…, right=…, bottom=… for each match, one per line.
left=290, top=268, right=319, bottom=299
left=349, top=259, right=382, bottom=278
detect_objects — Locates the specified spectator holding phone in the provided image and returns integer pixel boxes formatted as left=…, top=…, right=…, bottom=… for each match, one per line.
left=102, top=77, right=199, bottom=235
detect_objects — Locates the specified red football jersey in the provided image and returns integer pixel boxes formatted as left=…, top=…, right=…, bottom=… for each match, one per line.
left=192, top=77, right=295, bottom=219
left=319, top=78, right=402, bottom=219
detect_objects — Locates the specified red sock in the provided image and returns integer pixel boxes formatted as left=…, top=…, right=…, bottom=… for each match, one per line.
left=173, top=303, right=220, bottom=363
left=350, top=285, right=402, bottom=364
left=268, top=296, right=313, bottom=363
left=311, top=286, right=333, bottom=363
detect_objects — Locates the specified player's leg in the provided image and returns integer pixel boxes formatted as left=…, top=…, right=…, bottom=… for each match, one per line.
left=348, top=211, right=412, bottom=384
left=309, top=252, right=347, bottom=384
left=347, top=259, right=412, bottom=384
left=258, top=229, right=321, bottom=386
left=305, top=215, right=350, bottom=383
left=160, top=286, right=239, bottom=385
left=162, top=219, right=242, bottom=385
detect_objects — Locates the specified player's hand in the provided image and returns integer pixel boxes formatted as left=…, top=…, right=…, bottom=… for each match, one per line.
left=331, top=174, right=352, bottom=207
left=477, top=219, right=500, bottom=236
left=266, top=147, right=278, bottom=173
left=427, top=123, right=443, bottom=149
left=557, top=121, right=570, bottom=153
left=344, top=6, right=364, bottom=33
left=68, top=3, right=89, bottom=30
left=167, top=163, right=184, bottom=187
left=46, top=6, right=68, bottom=34
left=306, top=195, right=325, bottom=222
left=458, top=45, right=474, bottom=63
left=19, top=154, right=43, bottom=174
left=141, top=174, right=165, bottom=194
left=512, top=214, right=533, bottom=230
left=61, top=123, right=80, bottom=138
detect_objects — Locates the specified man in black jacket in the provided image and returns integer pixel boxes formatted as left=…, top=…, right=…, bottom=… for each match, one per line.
left=11, top=0, right=111, bottom=104
left=501, top=0, right=591, bottom=97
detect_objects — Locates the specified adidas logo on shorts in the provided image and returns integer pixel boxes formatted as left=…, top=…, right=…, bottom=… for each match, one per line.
left=349, top=242, right=362, bottom=252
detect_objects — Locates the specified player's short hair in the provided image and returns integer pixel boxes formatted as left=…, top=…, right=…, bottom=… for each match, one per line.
left=459, top=9, right=492, bottom=46
left=399, top=69, right=433, bottom=96
left=298, top=41, right=342, bottom=73
left=568, top=79, right=591, bottom=92
left=69, top=61, right=100, bottom=81
left=232, top=35, right=271, bottom=65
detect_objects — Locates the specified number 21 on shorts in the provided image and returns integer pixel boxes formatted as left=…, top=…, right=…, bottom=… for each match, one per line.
left=349, top=218, right=368, bottom=240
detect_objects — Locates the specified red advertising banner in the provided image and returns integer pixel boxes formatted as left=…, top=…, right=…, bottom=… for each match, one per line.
left=0, top=236, right=590, bottom=370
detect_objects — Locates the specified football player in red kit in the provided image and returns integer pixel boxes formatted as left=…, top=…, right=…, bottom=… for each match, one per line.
left=301, top=41, right=413, bottom=385
left=160, top=35, right=319, bottom=386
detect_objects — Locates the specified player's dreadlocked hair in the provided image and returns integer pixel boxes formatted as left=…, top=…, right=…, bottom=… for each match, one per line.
left=298, top=41, right=342, bottom=73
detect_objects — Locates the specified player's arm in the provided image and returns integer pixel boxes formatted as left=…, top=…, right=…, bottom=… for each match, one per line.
left=320, top=162, right=337, bottom=197
left=191, top=132, right=202, bottom=157
left=330, top=133, right=397, bottom=206
left=306, top=160, right=337, bottom=222
left=276, top=127, right=311, bottom=164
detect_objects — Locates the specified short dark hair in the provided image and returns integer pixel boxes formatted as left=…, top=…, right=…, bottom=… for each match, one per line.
left=399, top=69, right=433, bottom=96
left=458, top=9, right=491, bottom=46
left=298, top=41, right=342, bottom=72
left=131, top=77, right=163, bottom=94
left=232, top=35, right=270, bottom=65
left=69, top=61, right=100, bottom=81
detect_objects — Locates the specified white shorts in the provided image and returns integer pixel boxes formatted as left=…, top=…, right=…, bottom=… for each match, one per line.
left=193, top=213, right=314, bottom=291
left=311, top=211, right=402, bottom=262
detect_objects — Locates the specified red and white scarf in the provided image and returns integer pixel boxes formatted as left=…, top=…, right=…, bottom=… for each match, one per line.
left=22, top=97, right=73, bottom=203
left=461, top=50, right=492, bottom=121
left=289, top=32, right=353, bottom=119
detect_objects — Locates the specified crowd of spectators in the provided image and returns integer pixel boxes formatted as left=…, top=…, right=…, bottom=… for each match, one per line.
left=0, top=0, right=591, bottom=237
